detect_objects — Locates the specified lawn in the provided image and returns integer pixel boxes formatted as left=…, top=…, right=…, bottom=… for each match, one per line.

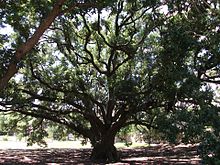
left=0, top=135, right=146, bottom=149
left=0, top=136, right=201, bottom=164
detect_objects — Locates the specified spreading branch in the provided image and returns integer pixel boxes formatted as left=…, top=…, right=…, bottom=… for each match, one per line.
left=0, top=0, right=101, bottom=90
left=0, top=0, right=67, bottom=90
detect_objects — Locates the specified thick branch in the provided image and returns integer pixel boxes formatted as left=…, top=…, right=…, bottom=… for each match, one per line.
left=80, top=13, right=108, bottom=75
left=0, top=0, right=102, bottom=90
left=115, top=1, right=124, bottom=37
left=14, top=108, right=92, bottom=139
left=0, top=0, right=67, bottom=90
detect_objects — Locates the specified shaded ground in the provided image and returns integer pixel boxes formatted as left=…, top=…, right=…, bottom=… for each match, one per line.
left=0, top=144, right=201, bottom=165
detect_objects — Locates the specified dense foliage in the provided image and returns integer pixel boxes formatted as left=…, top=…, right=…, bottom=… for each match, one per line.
left=0, top=0, right=220, bottom=163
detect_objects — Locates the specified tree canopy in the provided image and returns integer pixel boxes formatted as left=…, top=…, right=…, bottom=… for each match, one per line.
left=0, top=0, right=220, bottom=163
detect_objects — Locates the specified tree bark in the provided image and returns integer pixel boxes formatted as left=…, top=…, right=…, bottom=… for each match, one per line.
left=90, top=132, right=119, bottom=163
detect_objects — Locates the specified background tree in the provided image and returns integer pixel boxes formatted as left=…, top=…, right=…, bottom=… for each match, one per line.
left=0, top=0, right=220, bottom=163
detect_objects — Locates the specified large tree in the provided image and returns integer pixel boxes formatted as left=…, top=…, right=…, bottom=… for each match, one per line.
left=1, top=0, right=220, bottom=163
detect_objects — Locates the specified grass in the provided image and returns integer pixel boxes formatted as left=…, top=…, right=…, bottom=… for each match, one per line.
left=0, top=136, right=147, bottom=149
left=115, top=142, right=148, bottom=148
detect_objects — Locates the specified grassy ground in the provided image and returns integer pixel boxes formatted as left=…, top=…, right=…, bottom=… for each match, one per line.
left=0, top=143, right=201, bottom=164
left=0, top=136, right=201, bottom=164
left=0, top=135, right=147, bottom=149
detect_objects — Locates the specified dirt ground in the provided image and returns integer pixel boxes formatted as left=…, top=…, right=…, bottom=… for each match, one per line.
left=0, top=143, right=201, bottom=165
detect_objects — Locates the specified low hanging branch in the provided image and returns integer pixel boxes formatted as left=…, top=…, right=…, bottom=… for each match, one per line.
left=0, top=0, right=67, bottom=90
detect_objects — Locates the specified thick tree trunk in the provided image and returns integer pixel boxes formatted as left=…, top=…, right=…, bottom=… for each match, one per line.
left=90, top=133, right=119, bottom=163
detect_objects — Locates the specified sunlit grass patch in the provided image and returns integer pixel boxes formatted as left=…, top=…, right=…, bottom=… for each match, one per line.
left=115, top=142, right=148, bottom=149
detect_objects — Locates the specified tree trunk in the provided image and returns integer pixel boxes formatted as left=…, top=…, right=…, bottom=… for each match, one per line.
left=90, top=133, right=119, bottom=163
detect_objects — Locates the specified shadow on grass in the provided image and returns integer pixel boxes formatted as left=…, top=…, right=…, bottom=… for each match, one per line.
left=120, top=144, right=201, bottom=165
left=0, top=144, right=201, bottom=165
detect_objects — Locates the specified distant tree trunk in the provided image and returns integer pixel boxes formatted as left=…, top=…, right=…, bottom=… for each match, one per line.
left=90, top=131, right=119, bottom=163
